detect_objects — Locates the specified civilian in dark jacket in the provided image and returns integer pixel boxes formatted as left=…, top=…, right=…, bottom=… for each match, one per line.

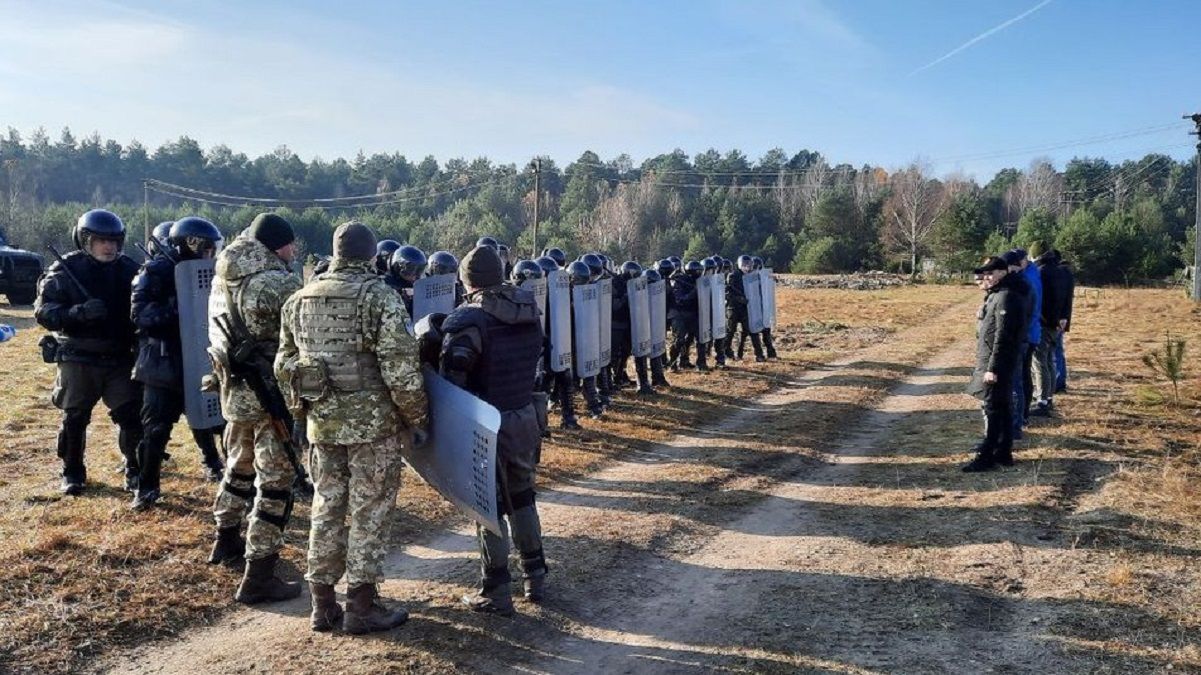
left=1051, top=252, right=1075, bottom=391
left=964, top=257, right=1025, bottom=472
left=1032, top=250, right=1072, bottom=414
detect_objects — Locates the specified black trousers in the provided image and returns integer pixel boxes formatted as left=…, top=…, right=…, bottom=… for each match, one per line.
left=138, top=385, right=185, bottom=494
left=980, top=378, right=1014, bottom=454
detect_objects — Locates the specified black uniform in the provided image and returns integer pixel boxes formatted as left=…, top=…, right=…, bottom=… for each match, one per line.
left=35, top=250, right=143, bottom=489
left=130, top=255, right=225, bottom=500
left=609, top=275, right=633, bottom=388
left=441, top=283, right=548, bottom=612
left=725, top=269, right=765, bottom=360
left=966, top=272, right=1025, bottom=468
left=668, top=272, right=707, bottom=370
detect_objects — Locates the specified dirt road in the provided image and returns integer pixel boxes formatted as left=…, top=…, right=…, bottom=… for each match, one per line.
left=98, top=300, right=1185, bottom=674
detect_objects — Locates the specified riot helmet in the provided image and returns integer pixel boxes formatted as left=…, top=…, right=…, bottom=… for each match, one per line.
left=721, top=257, right=733, bottom=274
left=152, top=221, right=174, bottom=248
left=668, top=255, right=682, bottom=269
left=513, top=259, right=543, bottom=282
left=535, top=256, right=560, bottom=275
left=642, top=268, right=662, bottom=283
left=566, top=260, right=592, bottom=286
left=684, top=260, right=703, bottom=279
left=390, top=245, right=428, bottom=280
left=752, top=256, right=764, bottom=271
left=581, top=253, right=604, bottom=281
left=702, top=257, right=718, bottom=275
left=542, top=247, right=567, bottom=269
left=427, top=250, right=459, bottom=276
left=620, top=260, right=642, bottom=280
left=74, top=209, right=126, bottom=262
left=656, top=258, right=674, bottom=278
left=169, top=216, right=223, bottom=260
left=375, top=239, right=401, bottom=274
left=476, top=236, right=499, bottom=251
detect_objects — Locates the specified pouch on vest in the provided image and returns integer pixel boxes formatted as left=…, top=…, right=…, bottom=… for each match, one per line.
left=293, top=356, right=330, bottom=403
left=38, top=335, right=60, bottom=364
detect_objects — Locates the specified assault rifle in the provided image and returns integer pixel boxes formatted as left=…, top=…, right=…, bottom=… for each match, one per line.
left=212, top=313, right=314, bottom=496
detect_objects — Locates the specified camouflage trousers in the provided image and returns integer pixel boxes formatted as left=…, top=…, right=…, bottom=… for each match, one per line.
left=306, top=433, right=405, bottom=587
left=212, top=418, right=294, bottom=560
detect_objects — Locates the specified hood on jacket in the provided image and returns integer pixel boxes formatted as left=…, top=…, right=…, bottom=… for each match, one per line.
left=478, top=284, right=539, bottom=325
left=216, top=231, right=289, bottom=282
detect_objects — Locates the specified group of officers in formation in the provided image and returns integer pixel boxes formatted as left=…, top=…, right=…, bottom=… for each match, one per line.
left=33, top=208, right=780, bottom=635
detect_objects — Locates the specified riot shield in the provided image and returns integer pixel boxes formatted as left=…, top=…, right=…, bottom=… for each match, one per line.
left=627, top=277, right=652, bottom=358
left=547, top=270, right=572, bottom=373
left=697, top=275, right=713, bottom=345
left=402, top=366, right=501, bottom=535
left=711, top=273, right=728, bottom=341
left=412, top=273, right=458, bottom=325
left=176, top=259, right=225, bottom=429
left=572, top=283, right=601, bottom=378
left=762, top=268, right=777, bottom=330
left=648, top=279, right=667, bottom=358
left=520, top=277, right=548, bottom=332
left=598, top=277, right=612, bottom=367
left=745, top=270, right=765, bottom=333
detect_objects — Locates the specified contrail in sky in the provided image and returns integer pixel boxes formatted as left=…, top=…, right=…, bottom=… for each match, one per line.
left=909, top=0, right=1054, bottom=76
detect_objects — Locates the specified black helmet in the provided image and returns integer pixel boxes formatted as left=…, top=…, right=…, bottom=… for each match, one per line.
left=152, top=221, right=174, bottom=247
left=74, top=209, right=126, bottom=250
left=542, top=247, right=567, bottom=268
left=390, top=245, right=428, bottom=279
left=567, top=260, right=592, bottom=286
left=642, top=268, right=662, bottom=283
left=536, top=256, right=559, bottom=275
left=685, top=260, right=703, bottom=278
left=497, top=243, right=510, bottom=262
left=752, top=256, right=764, bottom=270
left=721, top=258, right=733, bottom=274
left=513, top=259, right=543, bottom=282
left=599, top=254, right=613, bottom=273
left=427, top=250, right=459, bottom=276
left=620, top=260, right=642, bottom=280
left=656, top=258, right=674, bottom=278
left=169, top=216, right=223, bottom=259
left=476, top=236, right=499, bottom=250
left=582, top=253, right=604, bottom=280
left=737, top=254, right=754, bottom=272
left=413, top=312, right=448, bottom=367
left=668, top=255, right=682, bottom=268
left=702, top=257, right=718, bottom=275
left=375, top=239, right=401, bottom=274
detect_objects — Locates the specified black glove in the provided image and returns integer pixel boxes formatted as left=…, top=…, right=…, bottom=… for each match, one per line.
left=69, top=298, right=107, bottom=323
left=411, top=428, right=429, bottom=449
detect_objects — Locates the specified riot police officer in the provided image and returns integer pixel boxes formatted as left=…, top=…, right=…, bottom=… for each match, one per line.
left=129, top=217, right=226, bottom=510
left=385, top=245, right=428, bottom=316
left=669, top=260, right=706, bottom=372
left=476, top=236, right=499, bottom=251
left=151, top=221, right=174, bottom=249
left=440, top=245, right=547, bottom=615
left=609, top=261, right=640, bottom=390
left=535, top=256, right=579, bottom=429
left=751, top=256, right=778, bottom=359
left=700, top=257, right=726, bottom=369
left=35, top=209, right=144, bottom=495
left=642, top=267, right=671, bottom=388
left=541, top=247, right=567, bottom=270
left=727, top=255, right=766, bottom=362
left=581, top=253, right=614, bottom=407
left=428, top=250, right=465, bottom=307
left=568, top=260, right=605, bottom=418
left=374, top=240, right=401, bottom=276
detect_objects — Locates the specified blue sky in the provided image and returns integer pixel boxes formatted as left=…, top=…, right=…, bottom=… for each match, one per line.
left=0, top=0, right=1197, bottom=181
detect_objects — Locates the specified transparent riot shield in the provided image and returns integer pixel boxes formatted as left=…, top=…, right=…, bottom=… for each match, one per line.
left=572, top=283, right=601, bottom=378
left=697, top=275, right=713, bottom=345
left=745, top=270, right=765, bottom=333
left=598, top=277, right=612, bottom=367
left=711, top=273, right=728, bottom=341
left=648, top=279, right=667, bottom=358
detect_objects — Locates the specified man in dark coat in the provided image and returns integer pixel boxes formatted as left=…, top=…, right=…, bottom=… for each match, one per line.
left=1032, top=249, right=1073, bottom=415
left=440, top=246, right=548, bottom=616
left=964, top=256, right=1025, bottom=472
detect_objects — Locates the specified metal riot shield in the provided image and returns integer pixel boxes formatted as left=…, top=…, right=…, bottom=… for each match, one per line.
left=176, top=259, right=225, bottom=429
left=412, top=273, right=458, bottom=325
left=402, top=366, right=501, bottom=534
left=745, top=270, right=765, bottom=333
left=572, top=282, right=601, bottom=378
left=627, top=276, right=652, bottom=358
left=598, top=277, right=612, bottom=367
left=711, top=273, right=728, bottom=341
left=762, top=268, right=777, bottom=330
left=520, top=277, right=548, bottom=332
left=697, top=275, right=713, bottom=345
left=648, top=279, right=667, bottom=358
left=547, top=270, right=572, bottom=373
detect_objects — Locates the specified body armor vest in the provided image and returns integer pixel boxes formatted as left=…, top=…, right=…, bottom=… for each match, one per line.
left=464, top=309, right=542, bottom=412
left=294, top=277, right=388, bottom=394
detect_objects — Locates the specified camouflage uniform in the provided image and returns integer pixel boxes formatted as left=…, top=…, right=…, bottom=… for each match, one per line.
left=209, top=232, right=302, bottom=559
left=276, top=257, right=429, bottom=587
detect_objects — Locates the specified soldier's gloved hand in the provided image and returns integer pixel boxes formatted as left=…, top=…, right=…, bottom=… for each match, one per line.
left=69, top=298, right=108, bottom=323
left=411, top=428, right=429, bottom=448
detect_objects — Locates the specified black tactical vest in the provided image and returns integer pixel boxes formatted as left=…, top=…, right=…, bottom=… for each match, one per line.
left=460, top=307, right=542, bottom=412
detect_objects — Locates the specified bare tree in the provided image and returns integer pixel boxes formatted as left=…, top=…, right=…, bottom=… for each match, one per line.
left=883, top=161, right=948, bottom=276
left=1017, top=158, right=1062, bottom=214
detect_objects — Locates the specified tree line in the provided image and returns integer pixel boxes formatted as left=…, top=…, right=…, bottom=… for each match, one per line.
left=0, top=127, right=1195, bottom=284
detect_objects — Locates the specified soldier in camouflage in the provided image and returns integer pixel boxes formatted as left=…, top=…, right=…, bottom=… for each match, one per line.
left=205, top=213, right=305, bottom=605
left=276, top=221, right=430, bottom=634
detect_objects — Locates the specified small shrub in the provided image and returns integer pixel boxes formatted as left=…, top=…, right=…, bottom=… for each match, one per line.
left=1141, top=333, right=1187, bottom=405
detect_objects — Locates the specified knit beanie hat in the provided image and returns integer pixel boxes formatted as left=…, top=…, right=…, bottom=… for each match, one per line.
left=461, top=245, right=505, bottom=289
left=248, top=213, right=295, bottom=251
left=333, top=221, right=377, bottom=261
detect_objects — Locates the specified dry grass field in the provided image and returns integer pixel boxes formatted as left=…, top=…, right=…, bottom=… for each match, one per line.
left=0, top=281, right=1198, bottom=673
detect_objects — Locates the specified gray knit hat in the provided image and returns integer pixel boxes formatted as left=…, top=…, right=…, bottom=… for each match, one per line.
left=333, top=221, right=377, bottom=261
left=460, top=245, right=504, bottom=289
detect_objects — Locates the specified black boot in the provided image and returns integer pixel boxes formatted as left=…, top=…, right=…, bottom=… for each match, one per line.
left=634, top=357, right=655, bottom=396
left=462, top=566, right=515, bottom=616
left=650, top=356, right=670, bottom=388
left=194, top=428, right=225, bottom=483
left=57, top=411, right=88, bottom=495
left=962, top=449, right=998, bottom=473
left=520, top=550, right=548, bottom=603
left=208, top=526, right=246, bottom=565
left=235, top=552, right=302, bottom=604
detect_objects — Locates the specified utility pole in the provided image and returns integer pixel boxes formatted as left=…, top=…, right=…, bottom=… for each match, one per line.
left=528, top=157, right=542, bottom=258
left=1187, top=114, right=1201, bottom=302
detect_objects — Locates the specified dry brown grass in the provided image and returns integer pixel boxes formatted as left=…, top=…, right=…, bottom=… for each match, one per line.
left=0, top=283, right=970, bottom=672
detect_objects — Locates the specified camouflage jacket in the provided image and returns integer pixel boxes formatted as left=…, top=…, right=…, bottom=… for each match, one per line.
left=276, top=258, right=429, bottom=445
left=212, top=232, right=302, bottom=422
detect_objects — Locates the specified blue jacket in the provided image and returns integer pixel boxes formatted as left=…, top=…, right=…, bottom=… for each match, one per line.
left=1022, top=263, right=1042, bottom=345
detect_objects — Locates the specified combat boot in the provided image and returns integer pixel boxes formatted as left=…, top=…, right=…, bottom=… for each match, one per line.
left=235, top=553, right=302, bottom=604
left=961, top=450, right=998, bottom=473
left=309, top=582, right=344, bottom=632
left=208, top=526, right=245, bottom=565
left=462, top=568, right=515, bottom=616
left=344, top=584, right=408, bottom=634
left=60, top=476, right=84, bottom=496
left=650, top=358, right=670, bottom=388
left=994, top=446, right=1015, bottom=467
left=520, top=552, right=548, bottom=603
